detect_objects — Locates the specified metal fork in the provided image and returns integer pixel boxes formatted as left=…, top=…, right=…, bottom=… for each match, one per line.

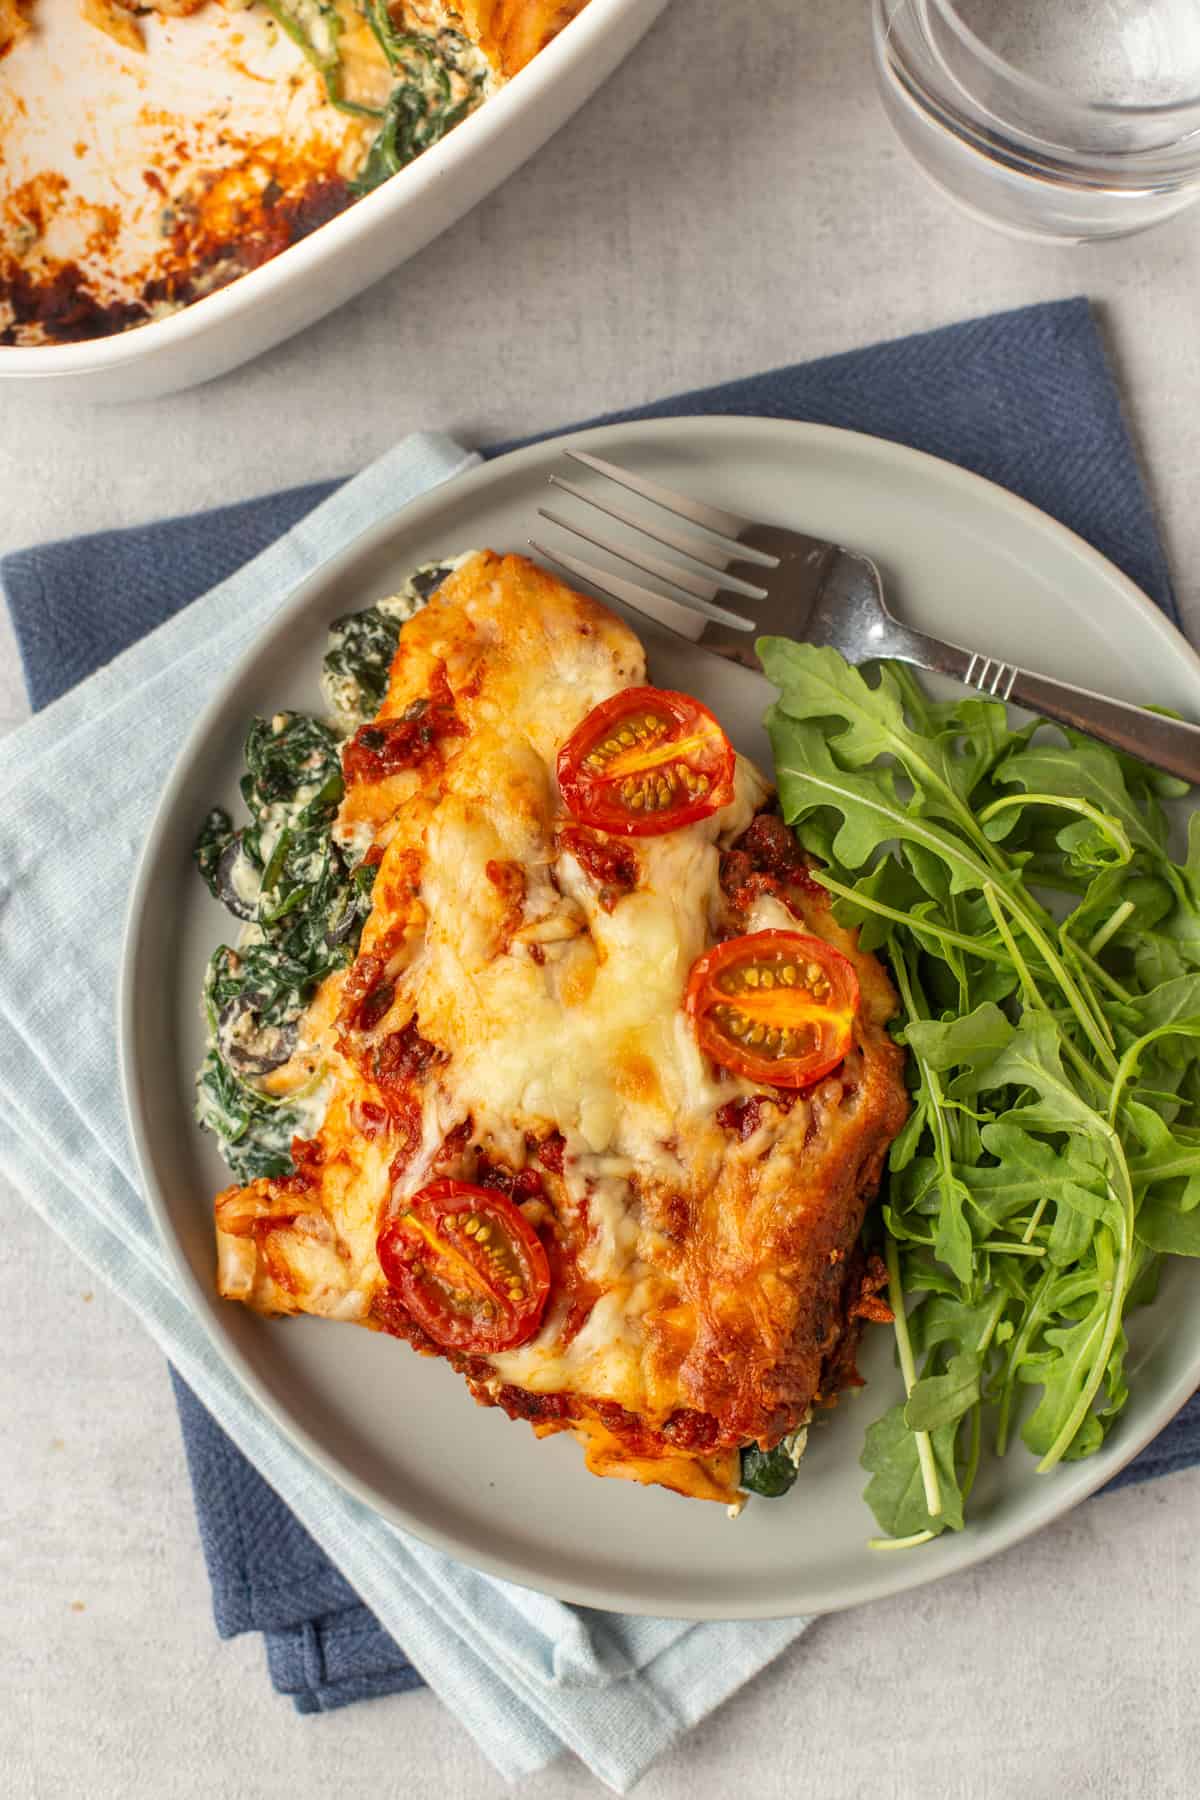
left=529, top=449, right=1200, bottom=785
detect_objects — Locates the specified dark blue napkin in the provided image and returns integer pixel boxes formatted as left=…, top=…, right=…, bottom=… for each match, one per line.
left=6, top=297, right=1178, bottom=712
left=6, top=296, right=1197, bottom=1717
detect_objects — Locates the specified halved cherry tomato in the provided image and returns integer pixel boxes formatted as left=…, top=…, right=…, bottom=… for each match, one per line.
left=685, top=930, right=859, bottom=1088
left=557, top=686, right=735, bottom=838
left=376, top=1179, right=550, bottom=1354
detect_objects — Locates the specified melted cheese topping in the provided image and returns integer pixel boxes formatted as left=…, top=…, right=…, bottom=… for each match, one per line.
left=406, top=0, right=591, bottom=77
left=213, top=550, right=907, bottom=1504
left=362, top=573, right=770, bottom=1423
left=413, top=749, right=765, bottom=1168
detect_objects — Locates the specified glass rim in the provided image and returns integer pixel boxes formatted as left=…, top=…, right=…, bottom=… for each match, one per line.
left=885, top=0, right=1200, bottom=121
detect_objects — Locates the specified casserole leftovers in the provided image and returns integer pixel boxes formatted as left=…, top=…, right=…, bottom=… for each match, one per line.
left=1, top=0, right=589, bottom=344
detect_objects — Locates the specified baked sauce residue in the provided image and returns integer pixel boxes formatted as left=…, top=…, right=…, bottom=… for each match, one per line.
left=0, top=129, right=358, bottom=346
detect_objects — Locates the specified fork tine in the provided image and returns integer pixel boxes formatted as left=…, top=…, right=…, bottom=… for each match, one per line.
left=547, top=474, right=768, bottom=598
left=564, top=449, right=777, bottom=565
left=536, top=507, right=755, bottom=631
left=528, top=539, right=747, bottom=646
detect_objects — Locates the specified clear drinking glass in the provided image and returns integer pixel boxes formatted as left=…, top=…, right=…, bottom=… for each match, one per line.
left=871, top=0, right=1200, bottom=241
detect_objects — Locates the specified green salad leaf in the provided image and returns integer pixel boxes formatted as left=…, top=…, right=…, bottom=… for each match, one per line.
left=760, top=640, right=1200, bottom=1541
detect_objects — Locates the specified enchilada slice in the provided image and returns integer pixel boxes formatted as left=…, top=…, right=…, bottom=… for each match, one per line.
left=205, top=551, right=908, bottom=1504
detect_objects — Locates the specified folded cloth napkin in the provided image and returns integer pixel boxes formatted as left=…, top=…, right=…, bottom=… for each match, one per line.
left=0, top=431, right=806, bottom=1791
left=2, top=297, right=1197, bottom=1784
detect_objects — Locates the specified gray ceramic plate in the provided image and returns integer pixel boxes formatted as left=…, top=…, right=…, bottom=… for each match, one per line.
left=120, top=416, right=1200, bottom=1618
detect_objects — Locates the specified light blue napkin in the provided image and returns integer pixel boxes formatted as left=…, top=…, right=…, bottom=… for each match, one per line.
left=0, top=432, right=810, bottom=1791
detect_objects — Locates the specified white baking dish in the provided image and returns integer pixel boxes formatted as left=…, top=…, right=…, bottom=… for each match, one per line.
left=0, top=0, right=668, bottom=403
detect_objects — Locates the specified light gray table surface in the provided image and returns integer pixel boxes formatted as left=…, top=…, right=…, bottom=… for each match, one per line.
left=3, top=3, right=1200, bottom=1796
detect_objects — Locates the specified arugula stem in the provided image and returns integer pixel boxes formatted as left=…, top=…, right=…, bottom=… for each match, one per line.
left=995, top=1263, right=1056, bottom=1457
left=977, top=793, right=1133, bottom=868
left=1132, top=1151, right=1200, bottom=1186
left=883, top=1234, right=943, bottom=1520
left=1087, top=900, right=1136, bottom=959
left=890, top=1231, right=1045, bottom=1257
left=1021, top=1196, right=1049, bottom=1244
left=962, top=1297, right=1005, bottom=1504
left=868, top=1530, right=939, bottom=1551
left=891, top=948, right=977, bottom=1261
left=1108, top=1022, right=1200, bottom=1131
left=983, top=883, right=1046, bottom=1014
left=984, top=882, right=1116, bottom=1090
left=814, top=871, right=1013, bottom=966
left=959, top=1402, right=983, bottom=1511
left=786, top=753, right=1119, bottom=1073
left=978, top=1293, right=1009, bottom=1356
left=1002, top=896, right=1118, bottom=1075
left=1063, top=939, right=1134, bottom=1007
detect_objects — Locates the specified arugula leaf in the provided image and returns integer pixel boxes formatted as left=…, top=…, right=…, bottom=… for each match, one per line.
left=960, top=1121, right=1107, bottom=1237
left=1018, top=1292, right=1111, bottom=1461
left=761, top=641, right=1200, bottom=1543
left=1185, top=811, right=1200, bottom=898
left=995, top=736, right=1167, bottom=862
left=861, top=1404, right=965, bottom=1539
left=764, top=642, right=1011, bottom=827
left=1130, top=975, right=1200, bottom=1033
left=1136, top=1195, right=1200, bottom=1255
left=904, top=1001, right=1014, bottom=1073
left=905, top=1350, right=982, bottom=1433
left=769, top=716, right=992, bottom=896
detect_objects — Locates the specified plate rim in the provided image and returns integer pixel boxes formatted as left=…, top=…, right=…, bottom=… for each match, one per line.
left=119, top=414, right=1200, bottom=1618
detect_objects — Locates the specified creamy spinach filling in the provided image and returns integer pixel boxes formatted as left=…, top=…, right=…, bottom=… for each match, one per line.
left=261, top=1, right=494, bottom=188
left=193, top=559, right=457, bottom=1181
left=353, top=12, right=494, bottom=193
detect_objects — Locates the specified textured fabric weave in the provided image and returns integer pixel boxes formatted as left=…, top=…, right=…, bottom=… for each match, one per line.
left=2, top=299, right=1195, bottom=1779
left=0, top=433, right=809, bottom=1792
left=5, top=298, right=1176, bottom=716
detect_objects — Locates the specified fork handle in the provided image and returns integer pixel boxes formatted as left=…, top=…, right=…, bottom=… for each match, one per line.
left=884, top=623, right=1200, bottom=785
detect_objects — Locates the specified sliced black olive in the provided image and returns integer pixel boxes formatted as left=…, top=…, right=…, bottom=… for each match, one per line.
left=410, top=563, right=454, bottom=601
left=214, top=836, right=260, bottom=922
left=217, top=999, right=298, bottom=1078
